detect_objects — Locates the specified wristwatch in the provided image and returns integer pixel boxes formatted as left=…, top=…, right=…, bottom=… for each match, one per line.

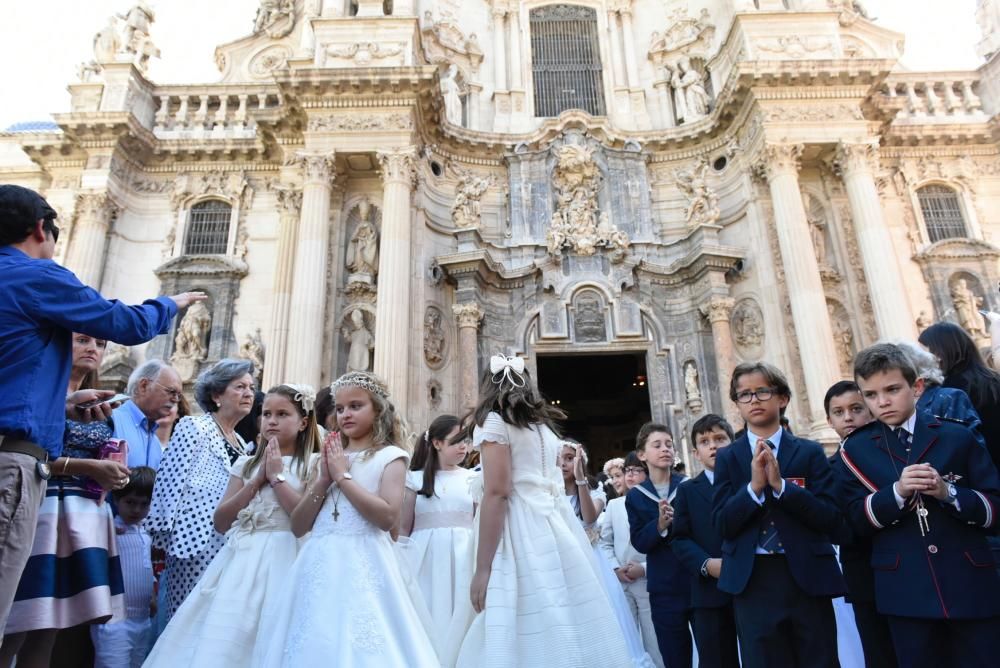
left=700, top=560, right=710, bottom=578
left=945, top=483, right=958, bottom=503
left=270, top=473, right=287, bottom=487
left=336, top=472, right=354, bottom=484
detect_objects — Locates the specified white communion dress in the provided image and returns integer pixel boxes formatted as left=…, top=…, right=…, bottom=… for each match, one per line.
left=143, top=454, right=308, bottom=668
left=252, top=445, right=439, bottom=668
left=404, top=468, right=475, bottom=655
left=445, top=412, right=631, bottom=668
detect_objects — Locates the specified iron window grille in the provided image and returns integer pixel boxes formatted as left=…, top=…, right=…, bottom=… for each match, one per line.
left=917, top=185, right=968, bottom=243
left=184, top=200, right=232, bottom=255
left=530, top=5, right=606, bottom=118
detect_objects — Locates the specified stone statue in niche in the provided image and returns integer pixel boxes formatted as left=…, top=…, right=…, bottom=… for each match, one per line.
left=828, top=303, right=855, bottom=376
left=684, top=361, right=702, bottom=401
left=173, top=302, right=212, bottom=362
left=342, top=309, right=374, bottom=372
left=732, top=299, right=764, bottom=350
left=573, top=295, right=607, bottom=342
left=346, top=200, right=379, bottom=279
left=239, top=328, right=266, bottom=384
left=675, top=162, right=720, bottom=228
left=423, top=307, right=446, bottom=367
left=546, top=143, right=629, bottom=259
left=951, top=278, right=987, bottom=338
left=671, top=57, right=710, bottom=123
left=441, top=64, right=463, bottom=126
left=451, top=167, right=492, bottom=229
left=808, top=214, right=829, bottom=267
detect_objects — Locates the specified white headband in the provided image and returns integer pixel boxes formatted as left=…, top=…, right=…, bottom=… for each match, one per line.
left=284, top=384, right=316, bottom=413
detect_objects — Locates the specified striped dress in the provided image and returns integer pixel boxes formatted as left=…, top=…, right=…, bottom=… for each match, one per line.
left=5, top=420, right=125, bottom=633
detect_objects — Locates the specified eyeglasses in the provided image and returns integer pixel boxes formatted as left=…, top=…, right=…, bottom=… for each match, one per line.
left=153, top=381, right=182, bottom=401
left=735, top=388, right=776, bottom=404
left=624, top=467, right=646, bottom=475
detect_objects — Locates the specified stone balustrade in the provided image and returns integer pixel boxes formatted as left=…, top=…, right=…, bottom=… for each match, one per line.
left=881, top=75, right=985, bottom=121
left=151, top=87, right=281, bottom=139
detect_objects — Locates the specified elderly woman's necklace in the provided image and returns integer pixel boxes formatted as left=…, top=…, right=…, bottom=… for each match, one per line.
left=211, top=415, right=244, bottom=463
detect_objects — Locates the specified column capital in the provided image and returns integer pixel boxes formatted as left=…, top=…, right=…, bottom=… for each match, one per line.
left=294, top=151, right=337, bottom=185
left=832, top=141, right=880, bottom=178
left=453, top=302, right=484, bottom=329
left=490, top=3, right=508, bottom=19
left=274, top=186, right=303, bottom=217
left=753, top=143, right=804, bottom=182
left=74, top=191, right=119, bottom=228
left=376, top=147, right=418, bottom=188
left=700, top=296, right=736, bottom=324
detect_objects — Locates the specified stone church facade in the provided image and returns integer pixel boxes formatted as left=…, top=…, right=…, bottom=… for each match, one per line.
left=2, top=0, right=999, bottom=465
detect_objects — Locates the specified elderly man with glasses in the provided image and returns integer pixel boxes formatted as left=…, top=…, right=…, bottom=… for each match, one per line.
left=112, top=359, right=184, bottom=470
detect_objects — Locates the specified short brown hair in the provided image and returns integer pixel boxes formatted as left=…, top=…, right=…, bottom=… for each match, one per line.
left=729, top=361, right=791, bottom=402
left=853, top=343, right=917, bottom=386
left=635, top=422, right=672, bottom=451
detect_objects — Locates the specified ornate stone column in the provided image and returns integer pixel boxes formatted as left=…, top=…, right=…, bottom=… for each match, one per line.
left=453, top=302, right=484, bottom=411
left=285, top=153, right=336, bottom=390
left=374, top=148, right=417, bottom=409
left=757, top=144, right=840, bottom=439
left=492, top=7, right=507, bottom=92
left=700, top=297, right=741, bottom=425
left=263, top=187, right=303, bottom=389
left=65, top=192, right=119, bottom=289
left=619, top=8, right=640, bottom=89
left=507, top=5, right=523, bottom=91
left=835, top=142, right=915, bottom=340
left=607, top=10, right=625, bottom=88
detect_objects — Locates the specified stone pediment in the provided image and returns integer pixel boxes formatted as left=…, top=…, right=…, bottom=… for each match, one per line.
left=213, top=0, right=309, bottom=83
left=155, top=254, right=249, bottom=278
left=914, top=238, right=1000, bottom=263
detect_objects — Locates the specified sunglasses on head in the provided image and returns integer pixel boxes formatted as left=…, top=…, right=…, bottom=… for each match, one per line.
left=45, top=223, right=60, bottom=244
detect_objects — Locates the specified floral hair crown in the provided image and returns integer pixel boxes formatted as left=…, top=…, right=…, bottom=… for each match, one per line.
left=330, top=372, right=389, bottom=399
left=284, top=384, right=316, bottom=413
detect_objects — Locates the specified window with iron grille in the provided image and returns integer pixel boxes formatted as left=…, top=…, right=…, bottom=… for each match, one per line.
left=530, top=5, right=606, bottom=118
left=917, top=185, right=968, bottom=243
left=184, top=200, right=232, bottom=255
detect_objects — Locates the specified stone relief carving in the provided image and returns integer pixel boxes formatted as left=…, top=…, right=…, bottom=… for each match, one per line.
left=441, top=64, right=463, bottom=126
left=420, top=10, right=483, bottom=73
left=915, top=310, right=932, bottom=332
left=731, top=299, right=765, bottom=351
left=675, top=162, right=720, bottom=228
left=764, top=104, right=865, bottom=123
left=451, top=166, right=493, bottom=229
left=684, top=360, right=702, bottom=406
left=249, top=45, right=293, bottom=79
left=100, top=342, right=133, bottom=374
left=648, top=7, right=715, bottom=66
left=827, top=302, right=855, bottom=377
left=423, top=306, right=446, bottom=368
left=239, top=328, right=266, bottom=384
left=172, top=301, right=212, bottom=381
left=322, top=42, right=404, bottom=67
left=346, top=199, right=379, bottom=279
left=836, top=204, right=879, bottom=341
left=342, top=309, right=375, bottom=372
left=307, top=112, right=413, bottom=132
left=253, top=0, right=295, bottom=39
left=670, top=57, right=710, bottom=124
left=572, top=293, right=607, bottom=343
left=951, top=276, right=988, bottom=338
left=755, top=35, right=835, bottom=59
left=546, top=143, right=629, bottom=259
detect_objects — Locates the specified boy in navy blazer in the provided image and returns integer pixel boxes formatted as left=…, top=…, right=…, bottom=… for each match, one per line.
left=671, top=414, right=739, bottom=668
left=625, top=422, right=691, bottom=668
left=712, top=362, right=845, bottom=668
left=825, top=380, right=897, bottom=668
left=840, top=343, right=1000, bottom=668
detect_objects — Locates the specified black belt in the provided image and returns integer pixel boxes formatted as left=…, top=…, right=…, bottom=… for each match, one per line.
left=0, top=435, right=51, bottom=479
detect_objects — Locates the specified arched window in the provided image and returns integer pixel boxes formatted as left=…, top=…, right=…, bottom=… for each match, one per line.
left=530, top=5, right=606, bottom=117
left=184, top=200, right=232, bottom=255
left=917, top=185, right=968, bottom=242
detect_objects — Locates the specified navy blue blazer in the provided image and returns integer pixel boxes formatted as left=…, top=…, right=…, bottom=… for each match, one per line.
left=838, top=412, right=1000, bottom=619
left=711, top=430, right=846, bottom=597
left=670, top=471, right=732, bottom=609
left=829, top=451, right=877, bottom=604
left=626, top=475, right=691, bottom=606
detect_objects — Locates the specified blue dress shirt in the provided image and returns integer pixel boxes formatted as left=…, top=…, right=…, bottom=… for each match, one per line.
left=0, top=246, right=176, bottom=458
left=112, top=400, right=163, bottom=470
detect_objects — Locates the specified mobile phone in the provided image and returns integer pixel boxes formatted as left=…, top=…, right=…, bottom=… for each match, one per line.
left=77, top=393, right=130, bottom=411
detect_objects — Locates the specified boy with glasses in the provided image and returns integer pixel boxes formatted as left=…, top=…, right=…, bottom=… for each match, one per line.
left=840, top=343, right=1000, bottom=667
left=712, top=362, right=845, bottom=668
left=671, top=414, right=739, bottom=668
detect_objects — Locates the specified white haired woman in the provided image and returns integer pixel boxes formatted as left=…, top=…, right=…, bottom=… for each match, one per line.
left=146, top=359, right=256, bottom=621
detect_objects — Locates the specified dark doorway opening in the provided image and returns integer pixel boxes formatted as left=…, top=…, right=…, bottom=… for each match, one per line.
left=536, top=352, right=652, bottom=471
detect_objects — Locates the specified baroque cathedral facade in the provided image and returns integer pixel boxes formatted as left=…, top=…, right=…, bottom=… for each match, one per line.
left=2, top=0, right=999, bottom=466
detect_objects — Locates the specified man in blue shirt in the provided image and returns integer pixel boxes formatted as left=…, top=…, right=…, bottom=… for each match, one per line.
left=111, top=359, right=183, bottom=470
left=0, top=184, right=205, bottom=636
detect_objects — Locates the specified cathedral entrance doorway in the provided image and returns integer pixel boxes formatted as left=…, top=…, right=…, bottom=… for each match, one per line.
left=536, top=352, right=652, bottom=471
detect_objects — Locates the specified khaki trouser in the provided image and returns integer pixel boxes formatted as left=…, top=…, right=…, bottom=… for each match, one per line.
left=0, top=451, right=47, bottom=639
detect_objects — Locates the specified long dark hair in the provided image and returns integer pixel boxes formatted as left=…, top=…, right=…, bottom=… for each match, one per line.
left=919, top=322, right=1000, bottom=406
left=466, top=359, right=565, bottom=434
left=410, top=414, right=461, bottom=498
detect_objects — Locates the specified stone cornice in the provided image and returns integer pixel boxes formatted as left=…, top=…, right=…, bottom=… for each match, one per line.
left=435, top=248, right=535, bottom=290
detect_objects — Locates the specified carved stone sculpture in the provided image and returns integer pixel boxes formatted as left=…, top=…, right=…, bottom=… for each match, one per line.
left=828, top=304, right=855, bottom=376
left=423, top=307, right=446, bottom=367
left=117, top=3, right=159, bottom=72
left=441, top=64, right=463, bottom=126
left=952, top=278, right=987, bottom=338
left=675, top=163, right=720, bottom=228
left=976, top=0, right=1000, bottom=59
left=342, top=309, right=374, bottom=372
left=809, top=215, right=829, bottom=267
left=915, top=310, right=932, bottom=333
left=546, top=143, right=629, bottom=260
left=239, top=328, right=266, bottom=384
left=346, top=200, right=379, bottom=278
left=93, top=17, right=121, bottom=64
left=173, top=302, right=211, bottom=362
left=684, top=361, right=702, bottom=401
left=254, top=0, right=295, bottom=38
left=451, top=168, right=492, bottom=229
left=100, top=342, right=133, bottom=374
left=671, top=57, right=709, bottom=123
left=732, top=299, right=765, bottom=350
